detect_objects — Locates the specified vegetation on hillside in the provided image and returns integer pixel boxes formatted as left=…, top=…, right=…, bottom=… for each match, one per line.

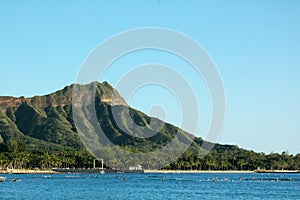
left=0, top=82, right=299, bottom=171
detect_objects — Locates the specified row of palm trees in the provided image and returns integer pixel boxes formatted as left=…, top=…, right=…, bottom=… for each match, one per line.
left=0, top=143, right=299, bottom=171
left=0, top=150, right=94, bottom=170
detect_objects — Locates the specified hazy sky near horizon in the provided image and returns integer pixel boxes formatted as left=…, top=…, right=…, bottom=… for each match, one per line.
left=1, top=1, right=299, bottom=154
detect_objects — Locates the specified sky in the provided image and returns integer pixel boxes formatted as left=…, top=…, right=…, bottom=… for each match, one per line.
left=0, top=0, right=299, bottom=154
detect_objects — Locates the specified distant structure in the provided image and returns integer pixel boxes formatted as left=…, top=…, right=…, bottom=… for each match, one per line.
left=93, top=159, right=104, bottom=170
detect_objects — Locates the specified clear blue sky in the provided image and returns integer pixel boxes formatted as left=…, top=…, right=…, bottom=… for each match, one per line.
left=1, top=0, right=299, bottom=154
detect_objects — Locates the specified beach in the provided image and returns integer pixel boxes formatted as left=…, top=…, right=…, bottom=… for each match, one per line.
left=0, top=169, right=59, bottom=174
left=144, top=170, right=255, bottom=174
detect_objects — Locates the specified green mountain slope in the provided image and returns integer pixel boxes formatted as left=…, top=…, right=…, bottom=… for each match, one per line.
left=0, top=81, right=299, bottom=170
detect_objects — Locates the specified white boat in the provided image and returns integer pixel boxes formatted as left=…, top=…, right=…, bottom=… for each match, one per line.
left=0, top=176, right=6, bottom=182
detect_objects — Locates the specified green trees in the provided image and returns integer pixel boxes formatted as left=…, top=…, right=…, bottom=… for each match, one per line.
left=165, top=147, right=299, bottom=171
left=0, top=138, right=299, bottom=171
left=294, top=154, right=300, bottom=169
left=0, top=140, right=95, bottom=170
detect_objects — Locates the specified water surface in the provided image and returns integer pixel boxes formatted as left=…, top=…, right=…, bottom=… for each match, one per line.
left=0, top=173, right=299, bottom=199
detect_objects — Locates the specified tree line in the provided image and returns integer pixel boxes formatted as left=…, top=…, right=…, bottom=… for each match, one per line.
left=166, top=149, right=300, bottom=171
left=0, top=140, right=94, bottom=170
left=0, top=140, right=299, bottom=171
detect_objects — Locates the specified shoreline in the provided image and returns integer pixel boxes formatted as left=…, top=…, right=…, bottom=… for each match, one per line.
left=144, top=169, right=300, bottom=174
left=1, top=169, right=299, bottom=174
left=144, top=170, right=255, bottom=174
left=0, top=169, right=59, bottom=174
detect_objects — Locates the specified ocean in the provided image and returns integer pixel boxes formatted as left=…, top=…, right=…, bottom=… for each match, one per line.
left=0, top=173, right=299, bottom=199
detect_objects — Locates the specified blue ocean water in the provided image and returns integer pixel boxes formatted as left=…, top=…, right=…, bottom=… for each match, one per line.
left=0, top=173, right=299, bottom=200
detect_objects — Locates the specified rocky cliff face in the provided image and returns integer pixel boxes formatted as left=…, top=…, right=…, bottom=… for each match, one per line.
left=0, top=81, right=130, bottom=149
left=0, top=81, right=127, bottom=112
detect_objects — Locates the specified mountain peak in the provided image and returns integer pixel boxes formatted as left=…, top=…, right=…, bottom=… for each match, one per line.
left=0, top=81, right=127, bottom=111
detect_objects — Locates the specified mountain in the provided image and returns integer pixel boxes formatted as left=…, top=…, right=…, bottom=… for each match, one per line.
left=0, top=81, right=194, bottom=152
left=0, top=82, right=126, bottom=148
left=0, top=81, right=299, bottom=170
